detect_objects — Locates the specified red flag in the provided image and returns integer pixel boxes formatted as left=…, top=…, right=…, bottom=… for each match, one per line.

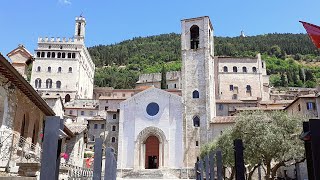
left=300, top=21, right=320, bottom=49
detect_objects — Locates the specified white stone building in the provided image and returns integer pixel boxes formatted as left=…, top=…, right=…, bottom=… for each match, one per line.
left=30, top=16, right=95, bottom=103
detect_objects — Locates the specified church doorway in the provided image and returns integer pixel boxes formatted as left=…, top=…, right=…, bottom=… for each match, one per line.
left=145, top=136, right=159, bottom=169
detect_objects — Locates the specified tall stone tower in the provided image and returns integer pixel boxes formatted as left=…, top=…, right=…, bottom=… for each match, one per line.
left=74, top=16, right=86, bottom=41
left=181, top=16, right=216, bottom=167
left=30, top=16, right=95, bottom=102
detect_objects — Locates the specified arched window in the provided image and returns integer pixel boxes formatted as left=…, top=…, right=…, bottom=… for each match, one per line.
left=62, top=52, right=66, bottom=58
left=111, top=137, right=116, bottom=143
left=46, top=79, right=52, bottom=88
left=72, top=53, right=76, bottom=58
left=56, top=81, right=61, bottom=89
left=193, top=90, right=199, bottom=98
left=193, top=116, right=200, bottom=127
left=233, top=66, right=237, bottom=72
left=252, top=67, right=257, bottom=73
left=190, top=25, right=200, bottom=49
left=113, top=114, right=117, bottom=119
left=41, top=52, right=45, bottom=58
left=57, top=52, right=61, bottom=58
left=47, top=52, right=51, bottom=58
left=37, top=66, right=41, bottom=72
left=65, top=94, right=70, bottom=103
left=112, top=125, right=116, bottom=131
left=242, top=67, right=247, bottom=73
left=246, top=85, right=251, bottom=91
left=35, top=78, right=41, bottom=88
left=37, top=52, right=40, bottom=57
left=47, top=67, right=51, bottom=72
left=78, top=23, right=81, bottom=36
left=68, top=67, right=72, bottom=73
left=67, top=53, right=71, bottom=58
left=52, top=52, right=55, bottom=58
left=223, top=66, right=228, bottom=72
left=58, top=67, right=62, bottom=73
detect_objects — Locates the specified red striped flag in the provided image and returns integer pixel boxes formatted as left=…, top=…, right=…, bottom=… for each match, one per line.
left=300, top=21, right=320, bottom=49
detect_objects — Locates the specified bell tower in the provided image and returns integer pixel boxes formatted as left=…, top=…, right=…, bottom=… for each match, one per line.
left=74, top=16, right=86, bottom=41
left=181, top=16, right=216, bottom=168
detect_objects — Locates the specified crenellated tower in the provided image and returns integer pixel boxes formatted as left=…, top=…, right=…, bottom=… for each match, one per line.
left=181, top=16, right=216, bottom=168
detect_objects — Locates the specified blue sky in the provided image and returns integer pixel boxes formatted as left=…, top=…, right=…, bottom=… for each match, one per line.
left=1, top=0, right=319, bottom=55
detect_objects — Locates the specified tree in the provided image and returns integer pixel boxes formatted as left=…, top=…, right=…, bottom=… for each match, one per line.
left=280, top=73, right=288, bottom=87
left=202, top=111, right=304, bottom=180
left=161, top=64, right=167, bottom=89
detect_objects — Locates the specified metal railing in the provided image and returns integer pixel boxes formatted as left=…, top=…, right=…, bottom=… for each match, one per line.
left=61, top=163, right=93, bottom=180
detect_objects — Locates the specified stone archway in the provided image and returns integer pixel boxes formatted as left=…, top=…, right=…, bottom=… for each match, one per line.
left=134, top=127, right=167, bottom=169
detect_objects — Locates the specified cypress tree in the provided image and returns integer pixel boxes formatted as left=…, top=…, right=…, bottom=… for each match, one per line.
left=161, top=65, right=167, bottom=89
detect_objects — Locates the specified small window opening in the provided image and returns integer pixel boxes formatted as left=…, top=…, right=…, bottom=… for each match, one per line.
left=252, top=67, right=257, bottom=73
left=233, top=66, right=237, bottom=72
left=193, top=116, right=200, bottom=127
left=193, top=90, right=199, bottom=98
left=223, top=66, right=228, bottom=72
left=242, top=67, right=247, bottom=73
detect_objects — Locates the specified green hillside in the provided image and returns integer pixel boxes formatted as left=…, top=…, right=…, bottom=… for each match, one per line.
left=88, top=33, right=320, bottom=88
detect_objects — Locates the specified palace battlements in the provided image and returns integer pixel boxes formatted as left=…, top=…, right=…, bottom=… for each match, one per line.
left=37, top=37, right=83, bottom=43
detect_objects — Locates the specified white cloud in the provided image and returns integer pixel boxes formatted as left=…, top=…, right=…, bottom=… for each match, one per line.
left=59, top=0, right=72, bottom=5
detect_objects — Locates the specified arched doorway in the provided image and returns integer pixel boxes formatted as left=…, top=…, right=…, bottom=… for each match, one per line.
left=134, top=126, right=167, bottom=169
left=145, top=136, right=159, bottom=169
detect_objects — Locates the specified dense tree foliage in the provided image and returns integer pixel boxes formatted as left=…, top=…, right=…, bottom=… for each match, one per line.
left=89, top=33, right=320, bottom=88
left=201, top=111, right=304, bottom=180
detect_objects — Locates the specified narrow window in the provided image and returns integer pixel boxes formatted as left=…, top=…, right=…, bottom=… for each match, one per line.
left=101, top=124, right=105, bottom=129
left=46, top=79, right=52, bottom=88
left=112, top=125, right=116, bottom=131
left=223, top=66, right=228, bottom=72
left=72, top=53, right=76, bottom=58
left=35, top=78, right=42, bottom=88
left=62, top=52, right=66, bottom=58
left=47, top=67, right=51, bottom=72
left=246, top=85, right=251, bottom=91
left=298, top=104, right=301, bottom=111
left=174, top=84, right=177, bottom=88
left=41, top=52, right=45, bottom=57
left=193, top=90, right=199, bottom=98
left=56, top=81, right=61, bottom=89
left=67, top=53, right=71, bottom=58
left=218, top=104, right=223, bottom=110
left=91, top=136, right=95, bottom=141
left=57, top=52, right=61, bottom=58
left=78, top=23, right=81, bottom=36
left=111, top=137, right=116, bottom=143
left=190, top=25, right=200, bottom=49
left=196, top=141, right=199, bottom=146
left=113, top=114, right=117, bottom=119
left=193, top=116, right=200, bottom=127
left=81, top=111, right=85, bottom=115
left=230, top=85, right=234, bottom=91
left=52, top=52, right=55, bottom=58
left=58, top=67, right=62, bottom=73
left=65, top=94, right=71, bottom=103
left=233, top=66, right=237, bottom=72
left=47, top=52, right=51, bottom=58
left=252, top=67, right=257, bottom=73
left=37, top=52, right=41, bottom=57
left=69, top=67, right=72, bottom=73
left=262, top=62, right=264, bottom=68
left=37, top=66, right=41, bottom=72
left=242, top=67, right=247, bottom=73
